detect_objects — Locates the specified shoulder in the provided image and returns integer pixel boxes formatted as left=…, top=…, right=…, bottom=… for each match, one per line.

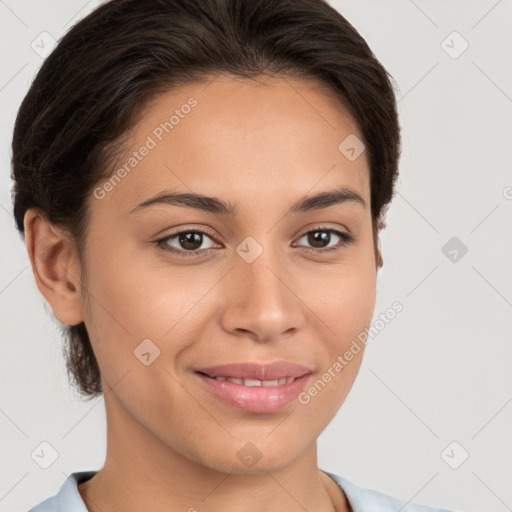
left=324, top=471, right=458, bottom=512
left=28, top=471, right=96, bottom=512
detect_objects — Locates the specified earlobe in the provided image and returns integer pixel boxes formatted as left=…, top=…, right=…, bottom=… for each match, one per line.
left=23, top=209, right=84, bottom=326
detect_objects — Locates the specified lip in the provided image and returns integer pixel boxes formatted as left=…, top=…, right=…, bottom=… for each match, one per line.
left=195, top=372, right=312, bottom=413
left=194, top=361, right=314, bottom=414
left=194, top=361, right=314, bottom=381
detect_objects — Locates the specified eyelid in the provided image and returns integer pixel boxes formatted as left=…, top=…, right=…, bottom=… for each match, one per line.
left=295, top=222, right=350, bottom=239
left=161, top=225, right=218, bottom=239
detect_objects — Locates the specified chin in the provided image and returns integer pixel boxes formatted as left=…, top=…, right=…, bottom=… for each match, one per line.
left=199, top=437, right=305, bottom=475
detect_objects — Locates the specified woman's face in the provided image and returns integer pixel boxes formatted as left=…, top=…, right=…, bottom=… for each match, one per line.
left=78, top=75, right=377, bottom=474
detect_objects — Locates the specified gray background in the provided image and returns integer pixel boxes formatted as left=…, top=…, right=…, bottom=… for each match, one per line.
left=1, top=1, right=511, bottom=511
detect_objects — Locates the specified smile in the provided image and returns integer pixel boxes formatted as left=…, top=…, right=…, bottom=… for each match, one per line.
left=195, top=371, right=312, bottom=413
left=205, top=375, right=296, bottom=386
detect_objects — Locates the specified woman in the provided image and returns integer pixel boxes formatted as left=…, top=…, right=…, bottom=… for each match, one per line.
left=12, top=0, right=456, bottom=510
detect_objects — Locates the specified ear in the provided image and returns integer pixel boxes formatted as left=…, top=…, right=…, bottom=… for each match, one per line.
left=23, top=208, right=84, bottom=326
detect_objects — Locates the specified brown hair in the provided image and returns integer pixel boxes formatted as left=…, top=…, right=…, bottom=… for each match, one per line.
left=11, top=0, right=401, bottom=400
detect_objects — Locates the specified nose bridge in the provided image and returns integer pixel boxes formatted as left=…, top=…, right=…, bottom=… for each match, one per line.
left=221, top=236, right=302, bottom=340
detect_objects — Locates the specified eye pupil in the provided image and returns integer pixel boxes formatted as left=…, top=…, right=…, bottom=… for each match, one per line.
left=179, top=232, right=203, bottom=250
left=308, top=230, right=330, bottom=248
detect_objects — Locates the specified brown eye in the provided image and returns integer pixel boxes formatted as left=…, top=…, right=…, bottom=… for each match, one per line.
left=155, top=229, right=220, bottom=257
left=295, top=227, right=355, bottom=253
left=176, top=232, right=204, bottom=251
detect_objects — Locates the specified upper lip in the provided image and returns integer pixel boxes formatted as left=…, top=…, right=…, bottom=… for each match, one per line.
left=195, top=361, right=314, bottom=380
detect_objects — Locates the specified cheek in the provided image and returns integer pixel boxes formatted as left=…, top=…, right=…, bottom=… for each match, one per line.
left=80, top=241, right=219, bottom=386
left=301, top=256, right=375, bottom=412
left=83, top=237, right=200, bottom=335
left=307, top=255, right=377, bottom=348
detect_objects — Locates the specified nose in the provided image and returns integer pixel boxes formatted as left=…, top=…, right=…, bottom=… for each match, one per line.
left=219, top=246, right=305, bottom=343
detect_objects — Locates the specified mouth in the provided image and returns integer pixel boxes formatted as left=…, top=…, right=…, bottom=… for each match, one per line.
left=194, top=360, right=314, bottom=381
left=196, top=372, right=298, bottom=386
left=193, top=361, right=314, bottom=413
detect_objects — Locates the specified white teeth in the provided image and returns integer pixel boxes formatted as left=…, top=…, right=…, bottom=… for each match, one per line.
left=242, top=378, right=262, bottom=386
left=213, top=376, right=295, bottom=386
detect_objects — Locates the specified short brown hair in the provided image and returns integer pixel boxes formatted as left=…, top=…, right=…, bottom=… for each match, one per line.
left=11, top=0, right=401, bottom=400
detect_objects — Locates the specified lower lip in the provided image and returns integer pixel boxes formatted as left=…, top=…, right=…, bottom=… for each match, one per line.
left=195, top=372, right=312, bottom=413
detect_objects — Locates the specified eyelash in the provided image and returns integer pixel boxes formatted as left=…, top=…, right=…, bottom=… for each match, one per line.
left=154, top=226, right=356, bottom=258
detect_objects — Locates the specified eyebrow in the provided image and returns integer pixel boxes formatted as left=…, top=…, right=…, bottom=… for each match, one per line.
left=129, top=185, right=367, bottom=215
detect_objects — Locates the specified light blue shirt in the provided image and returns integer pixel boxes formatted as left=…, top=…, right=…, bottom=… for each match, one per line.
left=28, top=470, right=456, bottom=511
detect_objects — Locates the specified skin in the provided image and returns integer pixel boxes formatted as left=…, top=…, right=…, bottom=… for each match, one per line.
left=24, top=74, right=382, bottom=512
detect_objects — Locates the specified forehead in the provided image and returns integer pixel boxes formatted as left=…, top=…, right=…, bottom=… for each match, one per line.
left=99, top=74, right=370, bottom=212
